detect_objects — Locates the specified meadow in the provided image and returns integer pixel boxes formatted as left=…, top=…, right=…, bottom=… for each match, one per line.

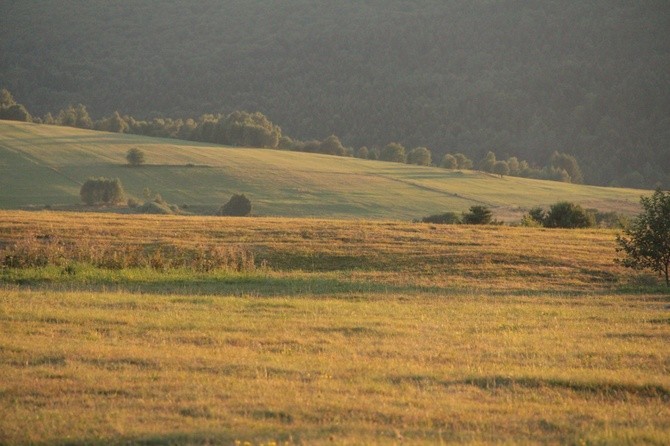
left=0, top=121, right=645, bottom=221
left=0, top=210, right=668, bottom=445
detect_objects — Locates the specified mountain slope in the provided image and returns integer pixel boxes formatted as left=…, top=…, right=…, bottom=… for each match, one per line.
left=0, top=121, right=645, bottom=220
left=1, top=1, right=668, bottom=187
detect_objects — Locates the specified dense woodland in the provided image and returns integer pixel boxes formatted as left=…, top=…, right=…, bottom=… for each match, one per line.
left=1, top=1, right=669, bottom=187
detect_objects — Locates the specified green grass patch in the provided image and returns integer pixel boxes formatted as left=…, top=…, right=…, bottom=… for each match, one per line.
left=0, top=121, right=646, bottom=221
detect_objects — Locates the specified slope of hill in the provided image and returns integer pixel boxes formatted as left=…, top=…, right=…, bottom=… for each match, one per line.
left=1, top=1, right=668, bottom=187
left=0, top=121, right=645, bottom=221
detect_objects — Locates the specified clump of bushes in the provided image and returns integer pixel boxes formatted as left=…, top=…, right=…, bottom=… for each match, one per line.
left=522, top=202, right=595, bottom=228
left=462, top=205, right=494, bottom=225
left=219, top=194, right=252, bottom=216
left=80, top=177, right=126, bottom=205
left=419, top=205, right=499, bottom=225
left=420, top=212, right=461, bottom=224
left=133, top=193, right=183, bottom=215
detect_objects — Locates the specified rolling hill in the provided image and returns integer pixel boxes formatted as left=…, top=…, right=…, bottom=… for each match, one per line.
left=0, top=120, right=646, bottom=221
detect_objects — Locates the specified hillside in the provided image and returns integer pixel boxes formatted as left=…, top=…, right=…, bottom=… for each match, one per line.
left=0, top=121, right=646, bottom=221
left=1, top=1, right=668, bottom=187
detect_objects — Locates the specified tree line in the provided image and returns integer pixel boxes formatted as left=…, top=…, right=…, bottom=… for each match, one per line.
left=2, top=88, right=586, bottom=185
left=2, top=2, right=667, bottom=189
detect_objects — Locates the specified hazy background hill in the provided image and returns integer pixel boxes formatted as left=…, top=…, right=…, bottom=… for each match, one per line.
left=1, top=1, right=669, bottom=187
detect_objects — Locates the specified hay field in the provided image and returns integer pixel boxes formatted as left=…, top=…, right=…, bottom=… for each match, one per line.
left=0, top=211, right=668, bottom=444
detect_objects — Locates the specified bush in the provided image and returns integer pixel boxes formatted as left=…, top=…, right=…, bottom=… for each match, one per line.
left=219, top=194, right=252, bottom=216
left=421, top=212, right=461, bottom=224
left=462, top=205, right=493, bottom=225
left=137, top=201, right=173, bottom=215
left=126, top=147, right=146, bottom=166
left=544, top=202, right=594, bottom=228
left=80, top=178, right=126, bottom=205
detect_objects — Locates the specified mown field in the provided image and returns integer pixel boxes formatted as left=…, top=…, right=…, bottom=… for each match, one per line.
left=0, top=121, right=646, bottom=221
left=0, top=210, right=668, bottom=445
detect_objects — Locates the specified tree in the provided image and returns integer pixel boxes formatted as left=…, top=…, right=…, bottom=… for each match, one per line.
left=56, top=104, right=92, bottom=129
left=213, top=111, right=282, bottom=148
left=0, top=89, right=31, bottom=122
left=80, top=178, right=126, bottom=205
left=97, top=111, right=129, bottom=133
left=0, top=88, right=15, bottom=107
left=219, top=194, right=252, bottom=216
left=407, top=147, right=432, bottom=166
left=125, top=147, right=146, bottom=166
left=616, top=189, right=670, bottom=286
left=454, top=153, right=473, bottom=170
left=319, top=134, right=347, bottom=156
left=507, top=157, right=520, bottom=175
left=441, top=154, right=458, bottom=169
left=380, top=143, right=406, bottom=163
left=550, top=152, right=583, bottom=184
left=462, top=205, right=493, bottom=225
left=492, top=160, right=510, bottom=178
left=355, top=146, right=369, bottom=159
left=543, top=202, right=594, bottom=228
left=479, top=151, right=496, bottom=173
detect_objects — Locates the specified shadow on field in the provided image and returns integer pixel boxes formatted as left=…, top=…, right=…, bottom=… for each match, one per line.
left=37, top=430, right=301, bottom=446
left=4, top=274, right=454, bottom=298
left=389, top=374, right=670, bottom=400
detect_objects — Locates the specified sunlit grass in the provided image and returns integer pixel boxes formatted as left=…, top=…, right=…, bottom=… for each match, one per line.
left=1, top=290, right=668, bottom=444
left=0, top=211, right=668, bottom=444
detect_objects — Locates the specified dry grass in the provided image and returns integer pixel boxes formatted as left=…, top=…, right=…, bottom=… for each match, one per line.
left=0, top=211, right=669, bottom=445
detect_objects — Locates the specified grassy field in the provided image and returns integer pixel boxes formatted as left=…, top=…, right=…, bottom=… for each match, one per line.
left=0, top=210, right=668, bottom=445
left=0, top=121, right=646, bottom=221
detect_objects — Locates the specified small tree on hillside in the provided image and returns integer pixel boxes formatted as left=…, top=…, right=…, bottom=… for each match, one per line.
left=80, top=178, right=126, bottom=205
left=462, top=205, right=493, bottom=225
left=126, top=147, right=146, bottom=166
left=454, top=153, right=473, bottom=170
left=219, top=194, right=252, bottom=216
left=493, top=160, right=510, bottom=178
left=616, top=189, right=670, bottom=286
left=380, top=143, right=406, bottom=163
left=407, top=147, right=432, bottom=166
left=441, top=154, right=458, bottom=169
left=479, top=151, right=496, bottom=173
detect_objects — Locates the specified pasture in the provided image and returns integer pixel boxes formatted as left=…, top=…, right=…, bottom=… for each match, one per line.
left=0, top=211, right=668, bottom=444
left=0, top=121, right=645, bottom=221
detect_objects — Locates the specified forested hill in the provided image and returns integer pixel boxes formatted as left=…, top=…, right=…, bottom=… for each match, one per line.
left=1, top=1, right=669, bottom=187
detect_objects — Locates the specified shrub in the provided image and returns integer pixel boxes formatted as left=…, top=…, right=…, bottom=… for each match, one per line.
left=126, top=147, right=145, bottom=166
left=462, top=205, right=493, bottom=225
left=219, top=194, right=252, bottom=216
left=544, top=202, right=594, bottom=228
left=421, top=212, right=461, bottom=224
left=137, top=201, right=173, bottom=215
left=80, top=178, right=126, bottom=205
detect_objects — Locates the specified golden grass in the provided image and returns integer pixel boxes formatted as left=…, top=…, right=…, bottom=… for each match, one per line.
left=0, top=211, right=669, bottom=444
